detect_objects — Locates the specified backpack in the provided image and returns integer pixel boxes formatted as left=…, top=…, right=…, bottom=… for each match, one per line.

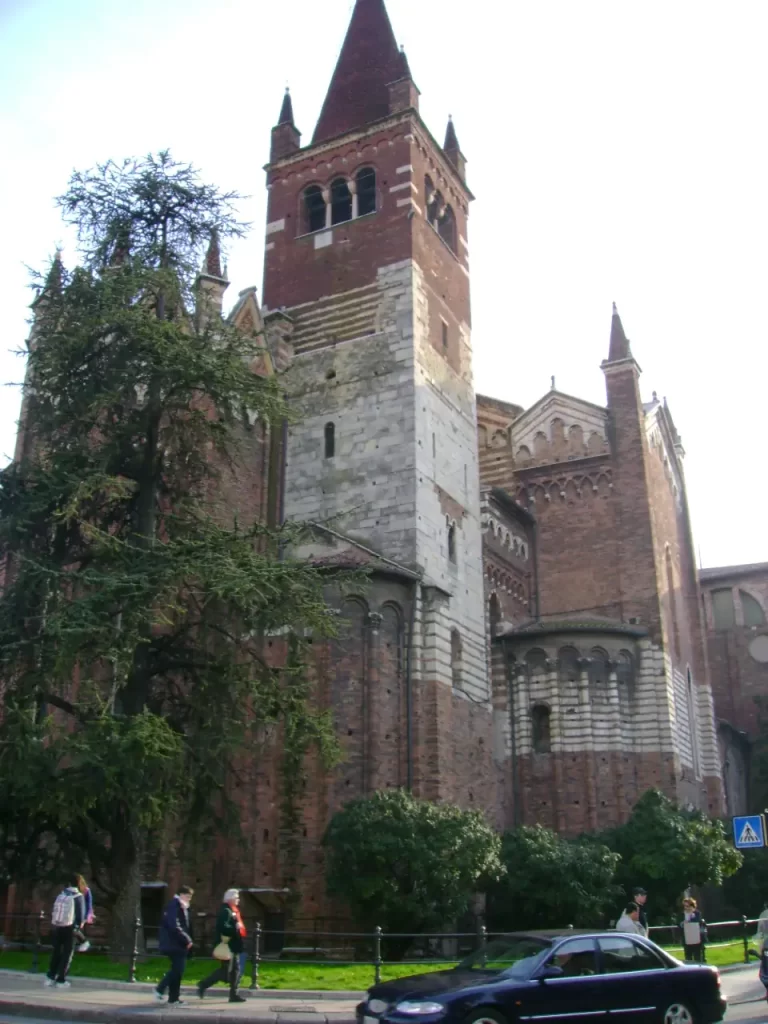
left=51, top=889, right=76, bottom=927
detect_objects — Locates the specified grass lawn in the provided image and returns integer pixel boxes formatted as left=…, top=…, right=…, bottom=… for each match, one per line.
left=0, top=940, right=756, bottom=991
left=0, top=950, right=454, bottom=990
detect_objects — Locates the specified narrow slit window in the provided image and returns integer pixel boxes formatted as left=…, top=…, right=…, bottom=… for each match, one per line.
left=441, top=320, right=449, bottom=350
left=447, top=523, right=457, bottom=563
left=324, top=422, right=335, bottom=459
left=531, top=704, right=551, bottom=754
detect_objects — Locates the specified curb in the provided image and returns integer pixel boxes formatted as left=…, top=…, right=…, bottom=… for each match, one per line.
left=0, top=999, right=357, bottom=1024
left=0, top=972, right=365, bottom=1000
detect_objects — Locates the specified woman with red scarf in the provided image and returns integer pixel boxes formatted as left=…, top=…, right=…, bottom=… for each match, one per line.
left=197, top=889, right=247, bottom=1003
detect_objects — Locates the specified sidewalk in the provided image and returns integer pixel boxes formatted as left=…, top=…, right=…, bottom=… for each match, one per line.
left=0, top=972, right=362, bottom=1024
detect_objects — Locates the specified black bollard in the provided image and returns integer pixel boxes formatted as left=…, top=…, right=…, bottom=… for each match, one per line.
left=31, top=909, right=45, bottom=973
left=250, top=922, right=261, bottom=990
left=742, top=915, right=750, bottom=965
left=128, top=916, right=141, bottom=982
left=374, top=926, right=383, bottom=985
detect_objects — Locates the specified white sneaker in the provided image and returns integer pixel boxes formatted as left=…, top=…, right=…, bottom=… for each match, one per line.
left=153, top=990, right=165, bottom=1002
left=170, top=1000, right=188, bottom=1007
left=77, top=940, right=91, bottom=952
left=55, top=981, right=71, bottom=989
left=43, top=978, right=55, bottom=987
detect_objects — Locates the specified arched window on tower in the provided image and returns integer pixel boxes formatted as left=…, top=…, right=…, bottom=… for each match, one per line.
left=356, top=167, right=376, bottom=217
left=450, top=629, right=463, bottom=690
left=438, top=204, right=457, bottom=254
left=740, top=590, right=766, bottom=627
left=447, top=522, right=457, bottom=563
left=331, top=178, right=353, bottom=225
left=489, top=593, right=501, bottom=636
left=425, top=176, right=437, bottom=225
left=531, top=704, right=551, bottom=754
left=324, top=421, right=335, bottom=459
left=303, top=185, right=326, bottom=234
left=588, top=647, right=610, bottom=705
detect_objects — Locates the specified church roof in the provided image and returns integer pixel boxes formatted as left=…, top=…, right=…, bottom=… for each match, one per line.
left=278, top=87, right=295, bottom=127
left=500, top=616, right=648, bottom=641
left=699, top=562, right=768, bottom=582
left=312, top=0, right=408, bottom=145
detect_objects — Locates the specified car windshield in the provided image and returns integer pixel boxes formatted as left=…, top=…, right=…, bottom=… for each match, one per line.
left=457, top=937, right=552, bottom=977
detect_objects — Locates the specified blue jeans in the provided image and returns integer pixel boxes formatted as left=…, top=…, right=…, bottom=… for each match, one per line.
left=157, top=951, right=187, bottom=1002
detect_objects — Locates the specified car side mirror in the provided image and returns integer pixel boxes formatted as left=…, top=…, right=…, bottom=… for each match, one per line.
left=539, top=965, right=564, bottom=981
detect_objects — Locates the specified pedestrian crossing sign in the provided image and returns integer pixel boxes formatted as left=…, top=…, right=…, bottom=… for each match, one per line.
left=733, top=814, right=765, bottom=849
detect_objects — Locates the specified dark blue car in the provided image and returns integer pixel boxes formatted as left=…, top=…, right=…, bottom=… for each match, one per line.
left=357, top=931, right=726, bottom=1024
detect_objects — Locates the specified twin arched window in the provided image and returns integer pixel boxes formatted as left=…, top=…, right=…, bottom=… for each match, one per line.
left=302, top=168, right=377, bottom=234
left=424, top=176, right=457, bottom=254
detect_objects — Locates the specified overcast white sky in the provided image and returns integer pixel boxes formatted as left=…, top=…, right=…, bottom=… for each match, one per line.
left=1, top=0, right=766, bottom=569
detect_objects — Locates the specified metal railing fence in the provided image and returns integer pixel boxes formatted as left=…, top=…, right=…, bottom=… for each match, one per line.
left=1, top=914, right=764, bottom=988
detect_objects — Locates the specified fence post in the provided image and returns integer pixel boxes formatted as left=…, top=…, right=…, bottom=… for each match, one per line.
left=479, top=925, right=487, bottom=968
left=128, top=916, right=141, bottom=982
left=250, top=923, right=261, bottom=991
left=742, top=915, right=749, bottom=964
left=31, top=909, right=45, bottom=973
left=374, top=926, right=382, bottom=985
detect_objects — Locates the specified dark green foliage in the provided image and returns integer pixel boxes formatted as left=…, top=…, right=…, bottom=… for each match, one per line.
left=487, top=825, right=621, bottom=929
left=598, top=790, right=742, bottom=921
left=0, top=153, right=342, bottom=945
left=323, top=790, right=503, bottom=940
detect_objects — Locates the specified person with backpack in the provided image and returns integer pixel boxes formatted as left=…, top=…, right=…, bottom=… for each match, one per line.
left=154, top=886, right=194, bottom=1006
left=44, top=874, right=86, bottom=988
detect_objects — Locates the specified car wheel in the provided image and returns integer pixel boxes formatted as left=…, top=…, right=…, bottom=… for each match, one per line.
left=661, top=1001, right=698, bottom=1024
left=463, top=1010, right=508, bottom=1024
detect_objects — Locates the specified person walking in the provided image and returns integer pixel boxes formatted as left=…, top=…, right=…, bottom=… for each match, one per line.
left=197, top=888, right=247, bottom=1003
left=615, top=902, right=645, bottom=935
left=679, top=897, right=706, bottom=962
left=44, top=874, right=86, bottom=989
left=154, top=886, right=194, bottom=1006
left=632, top=886, right=649, bottom=936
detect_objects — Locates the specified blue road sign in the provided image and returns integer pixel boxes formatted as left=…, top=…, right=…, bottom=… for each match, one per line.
left=733, top=814, right=765, bottom=849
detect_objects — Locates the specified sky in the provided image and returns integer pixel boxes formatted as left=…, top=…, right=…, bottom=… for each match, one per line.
left=1, top=0, right=766, bottom=569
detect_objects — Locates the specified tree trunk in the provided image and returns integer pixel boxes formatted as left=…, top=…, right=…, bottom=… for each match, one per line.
left=109, top=825, right=143, bottom=954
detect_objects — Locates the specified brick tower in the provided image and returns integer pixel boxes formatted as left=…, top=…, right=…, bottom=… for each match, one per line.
left=261, top=0, right=492, bottom=844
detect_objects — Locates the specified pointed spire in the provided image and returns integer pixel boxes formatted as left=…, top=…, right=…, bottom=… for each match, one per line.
left=608, top=302, right=632, bottom=362
left=203, top=230, right=224, bottom=280
left=278, top=87, right=295, bottom=127
left=398, top=44, right=411, bottom=78
left=312, top=0, right=405, bottom=144
left=444, top=115, right=460, bottom=153
left=442, top=115, right=467, bottom=181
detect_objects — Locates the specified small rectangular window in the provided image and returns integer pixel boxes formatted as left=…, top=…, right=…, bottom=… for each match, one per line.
left=441, top=320, right=448, bottom=350
left=711, top=588, right=735, bottom=630
left=324, top=422, right=335, bottom=459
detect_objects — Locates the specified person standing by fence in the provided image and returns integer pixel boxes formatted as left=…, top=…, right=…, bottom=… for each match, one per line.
left=197, top=888, right=247, bottom=1003
left=44, top=874, right=86, bottom=989
left=154, top=886, right=194, bottom=1006
left=679, top=898, right=706, bottom=962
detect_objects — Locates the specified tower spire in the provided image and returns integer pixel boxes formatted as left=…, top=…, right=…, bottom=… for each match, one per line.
left=607, top=302, right=632, bottom=362
left=278, top=87, right=295, bottom=127
left=312, top=0, right=406, bottom=144
left=443, top=115, right=467, bottom=181
left=202, top=229, right=225, bottom=280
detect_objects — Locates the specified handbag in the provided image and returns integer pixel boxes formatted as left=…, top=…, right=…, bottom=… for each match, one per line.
left=213, top=936, right=231, bottom=961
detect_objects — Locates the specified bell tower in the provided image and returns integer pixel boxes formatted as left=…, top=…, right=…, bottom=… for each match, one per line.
left=262, top=0, right=488, bottom=778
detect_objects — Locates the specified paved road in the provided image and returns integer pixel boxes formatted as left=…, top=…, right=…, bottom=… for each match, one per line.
left=0, top=964, right=763, bottom=1023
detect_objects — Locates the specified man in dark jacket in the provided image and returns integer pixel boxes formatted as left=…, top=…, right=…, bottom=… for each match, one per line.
left=197, top=888, right=247, bottom=1003
left=154, top=886, right=194, bottom=1005
left=632, top=886, right=649, bottom=936
left=45, top=874, right=86, bottom=988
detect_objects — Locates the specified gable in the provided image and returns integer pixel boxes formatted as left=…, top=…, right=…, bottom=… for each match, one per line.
left=509, top=390, right=609, bottom=466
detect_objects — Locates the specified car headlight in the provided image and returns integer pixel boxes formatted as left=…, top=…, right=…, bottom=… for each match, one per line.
left=394, top=1002, right=446, bottom=1015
